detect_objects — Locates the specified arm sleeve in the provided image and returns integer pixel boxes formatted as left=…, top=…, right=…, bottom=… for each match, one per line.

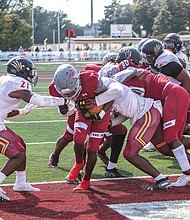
left=95, top=78, right=123, bottom=106
left=95, top=77, right=104, bottom=93
left=29, top=93, right=65, bottom=107
left=161, top=62, right=183, bottom=79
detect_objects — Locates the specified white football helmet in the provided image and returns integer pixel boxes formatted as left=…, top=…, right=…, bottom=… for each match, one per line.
left=54, top=64, right=81, bottom=100
left=102, top=52, right=118, bottom=66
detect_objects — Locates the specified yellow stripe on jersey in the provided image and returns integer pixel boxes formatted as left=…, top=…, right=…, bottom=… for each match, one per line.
left=155, top=141, right=167, bottom=149
left=0, top=137, right=9, bottom=155
left=135, top=111, right=151, bottom=147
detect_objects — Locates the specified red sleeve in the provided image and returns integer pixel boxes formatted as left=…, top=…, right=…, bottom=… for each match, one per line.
left=48, top=80, right=62, bottom=97
left=84, top=63, right=102, bottom=72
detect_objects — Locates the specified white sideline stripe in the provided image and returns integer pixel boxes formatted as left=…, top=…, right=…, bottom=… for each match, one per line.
left=4, top=119, right=67, bottom=124
left=26, top=142, right=56, bottom=145
left=1, top=174, right=181, bottom=187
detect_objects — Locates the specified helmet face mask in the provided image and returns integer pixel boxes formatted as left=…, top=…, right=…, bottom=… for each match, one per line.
left=141, top=39, right=163, bottom=65
left=163, top=33, right=182, bottom=54
left=7, top=56, right=38, bottom=85
left=54, top=64, right=81, bottom=100
left=141, top=52, right=154, bottom=65
left=162, top=40, right=175, bottom=52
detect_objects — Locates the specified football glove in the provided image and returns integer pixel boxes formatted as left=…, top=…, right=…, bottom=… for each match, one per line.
left=18, top=103, right=38, bottom=115
left=76, top=98, right=97, bottom=110
left=83, top=110, right=106, bottom=121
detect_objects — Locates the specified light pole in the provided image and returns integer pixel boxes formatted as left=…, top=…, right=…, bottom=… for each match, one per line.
left=57, top=0, right=61, bottom=50
left=32, top=1, right=34, bottom=51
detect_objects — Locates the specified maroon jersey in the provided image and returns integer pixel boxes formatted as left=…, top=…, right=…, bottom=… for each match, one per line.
left=77, top=71, right=100, bottom=100
left=49, top=80, right=62, bottom=97
left=123, top=70, right=170, bottom=101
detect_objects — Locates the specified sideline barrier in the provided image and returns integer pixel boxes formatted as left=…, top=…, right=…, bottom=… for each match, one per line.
left=0, top=50, right=110, bottom=62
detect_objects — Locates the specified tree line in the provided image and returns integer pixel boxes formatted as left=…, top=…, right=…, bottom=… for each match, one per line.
left=0, top=0, right=190, bottom=51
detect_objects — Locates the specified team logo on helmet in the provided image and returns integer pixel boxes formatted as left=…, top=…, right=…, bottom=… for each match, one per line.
left=11, top=60, right=23, bottom=72
left=154, top=44, right=162, bottom=55
left=124, top=49, right=132, bottom=59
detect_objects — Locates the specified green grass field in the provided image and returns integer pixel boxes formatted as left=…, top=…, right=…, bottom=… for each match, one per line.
left=0, top=62, right=182, bottom=185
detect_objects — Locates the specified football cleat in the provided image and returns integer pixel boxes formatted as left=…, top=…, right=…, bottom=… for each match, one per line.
left=66, top=172, right=83, bottom=185
left=142, top=142, right=156, bottom=151
left=0, top=187, right=10, bottom=202
left=171, top=174, right=190, bottom=187
left=145, top=177, right=171, bottom=190
left=13, top=182, right=40, bottom=192
left=105, top=168, right=125, bottom=178
left=48, top=153, right=59, bottom=168
left=98, top=151, right=109, bottom=165
left=73, top=180, right=90, bottom=191
left=66, top=162, right=84, bottom=184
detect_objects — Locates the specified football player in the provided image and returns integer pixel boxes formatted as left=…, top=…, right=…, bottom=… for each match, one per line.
left=49, top=60, right=127, bottom=179
left=53, top=64, right=114, bottom=191
left=162, top=33, right=189, bottom=73
left=48, top=79, right=76, bottom=168
left=141, top=39, right=190, bottom=93
left=112, top=47, right=190, bottom=187
left=0, top=56, right=66, bottom=202
left=94, top=75, right=171, bottom=190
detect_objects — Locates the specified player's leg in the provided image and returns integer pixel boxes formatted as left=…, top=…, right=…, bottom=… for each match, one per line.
left=123, top=107, right=171, bottom=190
left=73, top=111, right=110, bottom=191
left=49, top=113, right=75, bottom=167
left=163, top=87, right=190, bottom=186
left=105, top=124, right=127, bottom=178
left=66, top=110, right=90, bottom=184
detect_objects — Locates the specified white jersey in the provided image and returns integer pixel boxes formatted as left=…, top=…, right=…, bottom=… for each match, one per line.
left=0, top=74, right=32, bottom=130
left=155, top=49, right=182, bottom=68
left=96, top=77, right=161, bottom=126
left=176, top=51, right=189, bottom=72
left=98, top=62, right=119, bottom=78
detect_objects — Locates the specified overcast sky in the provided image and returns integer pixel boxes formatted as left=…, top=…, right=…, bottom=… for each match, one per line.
left=34, top=0, right=132, bottom=26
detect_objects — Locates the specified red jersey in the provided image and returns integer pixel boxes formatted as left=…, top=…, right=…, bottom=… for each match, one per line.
left=77, top=71, right=100, bottom=100
left=49, top=80, right=62, bottom=97
left=123, top=70, right=170, bottom=101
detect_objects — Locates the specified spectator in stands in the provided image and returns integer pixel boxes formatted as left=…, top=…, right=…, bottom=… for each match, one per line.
left=35, top=47, right=40, bottom=52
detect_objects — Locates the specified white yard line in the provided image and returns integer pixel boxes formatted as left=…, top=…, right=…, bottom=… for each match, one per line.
left=26, top=141, right=56, bottom=145
left=4, top=119, right=67, bottom=124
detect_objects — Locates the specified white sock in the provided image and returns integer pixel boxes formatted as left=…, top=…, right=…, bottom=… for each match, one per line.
left=172, top=145, right=190, bottom=172
left=107, top=161, right=117, bottom=170
left=155, top=174, right=166, bottom=181
left=15, top=171, right=26, bottom=186
left=0, top=172, right=6, bottom=184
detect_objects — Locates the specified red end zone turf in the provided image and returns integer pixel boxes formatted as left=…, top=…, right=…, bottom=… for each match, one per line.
left=0, top=176, right=190, bottom=220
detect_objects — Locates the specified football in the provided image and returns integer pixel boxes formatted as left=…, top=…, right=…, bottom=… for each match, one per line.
left=89, top=105, right=103, bottom=114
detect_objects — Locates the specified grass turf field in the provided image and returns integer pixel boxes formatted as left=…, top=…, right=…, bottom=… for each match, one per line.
left=0, top=62, right=182, bottom=185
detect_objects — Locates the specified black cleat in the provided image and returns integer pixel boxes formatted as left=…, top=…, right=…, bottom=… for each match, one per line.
left=48, top=153, right=59, bottom=168
left=145, top=177, right=171, bottom=190
left=98, top=151, right=109, bottom=165
left=105, top=168, right=125, bottom=178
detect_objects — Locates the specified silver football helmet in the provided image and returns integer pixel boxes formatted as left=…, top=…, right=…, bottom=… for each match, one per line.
left=102, top=52, right=118, bottom=66
left=54, top=64, right=81, bottom=100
